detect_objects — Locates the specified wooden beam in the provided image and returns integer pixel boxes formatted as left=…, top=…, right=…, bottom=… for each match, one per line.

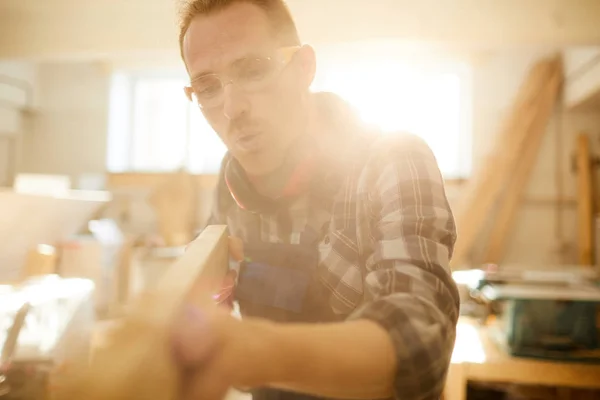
left=57, top=225, right=230, bottom=400
left=450, top=55, right=561, bottom=269
left=106, top=172, right=465, bottom=192
left=576, top=133, right=594, bottom=265
left=482, top=63, right=562, bottom=264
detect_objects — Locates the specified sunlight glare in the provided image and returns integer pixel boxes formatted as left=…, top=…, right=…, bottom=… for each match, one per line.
left=451, top=322, right=487, bottom=364
left=315, top=59, right=466, bottom=177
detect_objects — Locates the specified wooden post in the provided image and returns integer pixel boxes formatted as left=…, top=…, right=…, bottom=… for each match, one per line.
left=444, top=363, right=467, bottom=400
left=576, top=133, right=594, bottom=266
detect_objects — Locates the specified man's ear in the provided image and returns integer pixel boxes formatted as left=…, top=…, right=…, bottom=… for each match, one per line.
left=293, top=44, right=317, bottom=90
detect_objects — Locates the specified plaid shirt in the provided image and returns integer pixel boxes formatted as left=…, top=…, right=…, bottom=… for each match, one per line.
left=207, top=98, right=460, bottom=400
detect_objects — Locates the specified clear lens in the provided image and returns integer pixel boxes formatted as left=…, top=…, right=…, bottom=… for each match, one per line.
left=191, top=55, right=282, bottom=108
left=235, top=58, right=275, bottom=84
left=193, top=75, right=223, bottom=99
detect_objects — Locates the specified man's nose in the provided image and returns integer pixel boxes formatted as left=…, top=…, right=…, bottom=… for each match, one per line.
left=222, top=83, right=249, bottom=121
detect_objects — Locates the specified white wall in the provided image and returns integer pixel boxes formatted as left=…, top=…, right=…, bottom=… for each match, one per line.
left=563, top=46, right=600, bottom=110
left=0, top=61, right=37, bottom=185
left=0, top=61, right=36, bottom=106
left=19, top=62, right=110, bottom=183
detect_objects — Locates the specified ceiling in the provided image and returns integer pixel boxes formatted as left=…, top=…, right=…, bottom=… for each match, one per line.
left=1, top=0, right=600, bottom=60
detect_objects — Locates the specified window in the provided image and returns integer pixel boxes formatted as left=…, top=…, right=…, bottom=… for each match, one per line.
left=313, top=43, right=472, bottom=178
left=106, top=70, right=227, bottom=174
left=107, top=43, right=471, bottom=177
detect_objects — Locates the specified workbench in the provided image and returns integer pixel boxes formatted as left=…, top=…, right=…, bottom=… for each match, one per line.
left=444, top=317, right=600, bottom=400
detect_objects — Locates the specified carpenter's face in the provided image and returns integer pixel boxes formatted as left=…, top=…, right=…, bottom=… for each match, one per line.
left=183, top=3, right=314, bottom=176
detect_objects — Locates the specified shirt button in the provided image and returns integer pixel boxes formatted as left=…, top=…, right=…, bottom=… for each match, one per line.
left=323, top=235, right=330, bottom=245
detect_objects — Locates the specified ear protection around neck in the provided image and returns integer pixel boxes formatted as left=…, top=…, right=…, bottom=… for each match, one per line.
left=224, top=154, right=318, bottom=215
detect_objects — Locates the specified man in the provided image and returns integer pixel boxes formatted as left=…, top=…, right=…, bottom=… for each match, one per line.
left=172, top=1, right=459, bottom=400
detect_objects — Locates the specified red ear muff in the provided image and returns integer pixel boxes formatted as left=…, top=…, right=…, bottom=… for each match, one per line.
left=224, top=157, right=262, bottom=212
left=224, top=164, right=249, bottom=211
left=281, top=154, right=317, bottom=198
left=224, top=155, right=317, bottom=214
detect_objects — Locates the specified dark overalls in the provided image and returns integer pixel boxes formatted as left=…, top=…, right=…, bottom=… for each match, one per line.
left=234, top=238, right=345, bottom=400
left=218, top=114, right=377, bottom=400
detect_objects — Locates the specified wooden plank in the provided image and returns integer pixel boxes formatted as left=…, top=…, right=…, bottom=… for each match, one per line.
left=482, top=64, right=562, bottom=264
left=106, top=172, right=467, bottom=191
left=451, top=56, right=561, bottom=268
left=453, top=66, right=549, bottom=266
left=56, top=225, right=230, bottom=400
left=576, top=133, right=594, bottom=265
left=443, top=363, right=467, bottom=400
left=106, top=172, right=219, bottom=191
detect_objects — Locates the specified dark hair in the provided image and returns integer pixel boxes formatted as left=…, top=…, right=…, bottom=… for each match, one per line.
left=178, top=0, right=301, bottom=62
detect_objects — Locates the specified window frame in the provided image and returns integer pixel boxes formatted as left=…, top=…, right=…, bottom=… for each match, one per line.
left=107, top=56, right=473, bottom=178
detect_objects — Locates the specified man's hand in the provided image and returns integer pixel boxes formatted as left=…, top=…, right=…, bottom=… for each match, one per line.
left=171, top=301, right=279, bottom=400
left=173, top=236, right=278, bottom=400
left=173, top=236, right=397, bottom=400
left=170, top=303, right=396, bottom=400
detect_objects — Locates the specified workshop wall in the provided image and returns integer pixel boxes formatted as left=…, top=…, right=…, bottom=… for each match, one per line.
left=18, top=62, right=109, bottom=184
left=3, top=48, right=600, bottom=266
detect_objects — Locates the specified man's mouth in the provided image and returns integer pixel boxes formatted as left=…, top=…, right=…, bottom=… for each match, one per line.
left=235, top=132, right=264, bottom=153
